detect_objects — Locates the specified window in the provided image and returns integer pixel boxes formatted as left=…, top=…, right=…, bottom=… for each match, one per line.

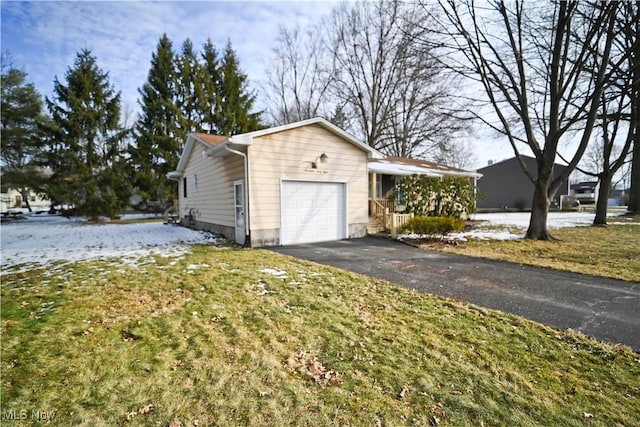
left=394, top=177, right=405, bottom=203
left=183, top=177, right=188, bottom=198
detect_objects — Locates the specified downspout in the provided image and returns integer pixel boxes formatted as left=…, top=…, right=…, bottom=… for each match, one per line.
left=224, top=144, right=251, bottom=247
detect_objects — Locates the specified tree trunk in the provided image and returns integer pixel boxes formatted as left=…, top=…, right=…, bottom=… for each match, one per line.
left=20, top=189, right=33, bottom=213
left=593, top=174, right=612, bottom=225
left=629, top=138, right=640, bottom=213
left=526, top=182, right=552, bottom=240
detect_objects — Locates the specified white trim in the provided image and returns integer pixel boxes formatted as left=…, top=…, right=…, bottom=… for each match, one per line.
left=280, top=179, right=348, bottom=245
left=233, top=180, right=245, bottom=245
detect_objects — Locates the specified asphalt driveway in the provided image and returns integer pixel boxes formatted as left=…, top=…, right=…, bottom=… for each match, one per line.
left=269, top=237, right=640, bottom=352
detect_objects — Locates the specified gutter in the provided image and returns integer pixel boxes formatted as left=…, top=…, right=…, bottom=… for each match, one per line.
left=224, top=143, right=251, bottom=248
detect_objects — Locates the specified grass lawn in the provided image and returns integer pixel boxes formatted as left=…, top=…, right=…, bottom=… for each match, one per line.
left=1, top=245, right=639, bottom=426
left=431, top=215, right=640, bottom=282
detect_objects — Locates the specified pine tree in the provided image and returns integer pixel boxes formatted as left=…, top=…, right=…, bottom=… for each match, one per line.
left=216, top=40, right=262, bottom=135
left=131, top=34, right=183, bottom=213
left=175, top=38, right=201, bottom=134
left=200, top=38, right=221, bottom=133
left=44, top=49, right=130, bottom=219
left=0, top=58, right=48, bottom=211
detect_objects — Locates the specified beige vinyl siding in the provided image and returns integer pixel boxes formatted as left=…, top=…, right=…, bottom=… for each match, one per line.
left=180, top=141, right=244, bottom=227
left=248, top=124, right=368, bottom=233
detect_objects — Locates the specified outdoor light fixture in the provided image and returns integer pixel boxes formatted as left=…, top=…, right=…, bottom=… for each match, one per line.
left=311, top=153, right=329, bottom=169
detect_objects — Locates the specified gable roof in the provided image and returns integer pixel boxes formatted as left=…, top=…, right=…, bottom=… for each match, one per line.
left=477, top=155, right=568, bottom=172
left=191, top=132, right=228, bottom=147
left=369, top=156, right=482, bottom=178
left=169, top=118, right=383, bottom=178
left=226, top=117, right=383, bottom=158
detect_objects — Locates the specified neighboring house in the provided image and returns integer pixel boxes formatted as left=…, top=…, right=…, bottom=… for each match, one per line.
left=476, top=156, right=570, bottom=210
left=168, top=118, right=382, bottom=247
left=0, top=185, right=50, bottom=214
left=570, top=181, right=599, bottom=205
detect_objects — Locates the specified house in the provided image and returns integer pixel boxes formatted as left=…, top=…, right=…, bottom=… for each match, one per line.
left=476, top=156, right=569, bottom=210
left=169, top=118, right=486, bottom=246
left=168, top=118, right=382, bottom=247
left=570, top=181, right=599, bottom=205
left=0, top=184, right=51, bottom=214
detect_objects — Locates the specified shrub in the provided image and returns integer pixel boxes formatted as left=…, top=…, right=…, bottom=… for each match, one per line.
left=401, top=216, right=465, bottom=236
left=393, top=175, right=476, bottom=219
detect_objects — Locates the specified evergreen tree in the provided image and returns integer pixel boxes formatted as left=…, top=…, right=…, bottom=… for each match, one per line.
left=175, top=38, right=201, bottom=134
left=0, top=58, right=48, bottom=211
left=131, top=34, right=183, bottom=213
left=200, top=38, right=221, bottom=133
left=216, top=40, right=262, bottom=135
left=44, top=49, right=130, bottom=219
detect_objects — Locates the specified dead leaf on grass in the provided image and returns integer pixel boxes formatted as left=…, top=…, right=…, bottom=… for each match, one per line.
left=20, top=301, right=29, bottom=307
left=121, top=330, right=137, bottom=342
left=139, top=404, right=154, bottom=414
left=82, top=327, right=94, bottom=335
left=293, top=351, right=342, bottom=386
left=583, top=412, right=594, bottom=418
left=398, top=387, right=408, bottom=399
left=169, top=420, right=182, bottom=427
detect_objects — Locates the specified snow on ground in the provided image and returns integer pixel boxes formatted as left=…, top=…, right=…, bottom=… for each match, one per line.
left=399, top=211, right=628, bottom=242
left=1, top=210, right=633, bottom=274
left=1, top=214, right=224, bottom=275
left=470, top=212, right=598, bottom=228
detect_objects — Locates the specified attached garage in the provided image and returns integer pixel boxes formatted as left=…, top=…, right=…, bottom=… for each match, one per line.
left=281, top=181, right=346, bottom=245
left=169, top=118, right=382, bottom=247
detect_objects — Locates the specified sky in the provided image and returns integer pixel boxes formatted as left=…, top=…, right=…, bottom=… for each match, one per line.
left=1, top=0, right=515, bottom=169
left=1, top=1, right=337, bottom=110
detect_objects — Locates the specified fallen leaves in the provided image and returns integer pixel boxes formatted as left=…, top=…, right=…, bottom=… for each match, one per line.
left=139, top=404, right=154, bottom=414
left=293, top=351, right=342, bottom=386
left=124, top=403, right=155, bottom=421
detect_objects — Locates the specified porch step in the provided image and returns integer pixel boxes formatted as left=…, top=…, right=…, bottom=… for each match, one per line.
left=367, top=216, right=385, bottom=234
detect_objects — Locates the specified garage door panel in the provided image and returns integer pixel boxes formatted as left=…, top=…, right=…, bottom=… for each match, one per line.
left=281, top=181, right=346, bottom=245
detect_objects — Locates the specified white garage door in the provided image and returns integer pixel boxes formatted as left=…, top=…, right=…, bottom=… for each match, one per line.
left=281, top=181, right=346, bottom=245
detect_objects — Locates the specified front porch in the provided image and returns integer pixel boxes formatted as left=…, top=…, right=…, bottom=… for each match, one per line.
left=367, top=172, right=413, bottom=237
left=366, top=158, right=482, bottom=237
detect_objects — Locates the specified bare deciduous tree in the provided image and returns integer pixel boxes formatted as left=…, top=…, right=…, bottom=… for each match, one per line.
left=262, top=24, right=334, bottom=126
left=261, top=0, right=469, bottom=164
left=623, top=1, right=640, bottom=213
left=563, top=2, right=637, bottom=224
left=431, top=0, right=623, bottom=239
left=327, top=0, right=465, bottom=158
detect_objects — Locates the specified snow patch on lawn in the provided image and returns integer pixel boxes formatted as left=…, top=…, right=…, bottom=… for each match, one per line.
left=1, top=214, right=224, bottom=275
left=259, top=268, right=288, bottom=279
left=400, top=211, right=628, bottom=242
left=470, top=212, right=598, bottom=228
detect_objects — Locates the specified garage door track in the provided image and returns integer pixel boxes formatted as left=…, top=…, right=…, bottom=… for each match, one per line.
left=269, top=237, right=640, bottom=352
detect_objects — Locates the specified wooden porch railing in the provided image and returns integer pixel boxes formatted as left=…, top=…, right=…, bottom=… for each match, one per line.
left=371, top=199, right=413, bottom=237
left=386, top=213, right=414, bottom=238
left=371, top=199, right=389, bottom=221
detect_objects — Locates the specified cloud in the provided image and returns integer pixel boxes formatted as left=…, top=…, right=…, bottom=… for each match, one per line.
left=1, top=0, right=340, bottom=115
